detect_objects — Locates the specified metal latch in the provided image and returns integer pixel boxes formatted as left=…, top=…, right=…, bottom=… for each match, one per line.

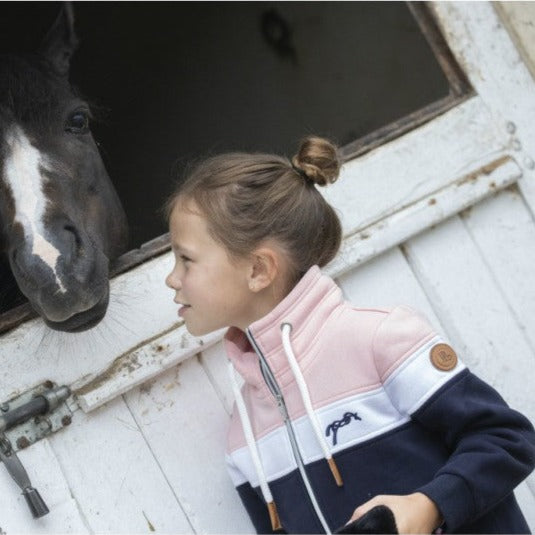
left=0, top=383, right=72, bottom=518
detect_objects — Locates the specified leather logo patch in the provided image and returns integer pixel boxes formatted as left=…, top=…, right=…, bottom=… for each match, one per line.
left=430, top=343, right=458, bottom=371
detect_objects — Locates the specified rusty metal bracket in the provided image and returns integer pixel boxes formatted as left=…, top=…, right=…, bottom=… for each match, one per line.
left=0, top=382, right=72, bottom=452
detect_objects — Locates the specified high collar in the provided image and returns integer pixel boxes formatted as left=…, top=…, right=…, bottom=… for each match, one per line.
left=224, top=265, right=343, bottom=394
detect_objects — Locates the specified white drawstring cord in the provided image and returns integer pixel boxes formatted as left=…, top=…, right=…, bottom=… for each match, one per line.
left=280, top=322, right=343, bottom=486
left=227, top=361, right=281, bottom=530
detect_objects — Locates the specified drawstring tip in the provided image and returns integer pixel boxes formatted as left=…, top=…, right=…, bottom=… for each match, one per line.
left=267, top=501, right=282, bottom=531
left=328, top=457, right=344, bottom=487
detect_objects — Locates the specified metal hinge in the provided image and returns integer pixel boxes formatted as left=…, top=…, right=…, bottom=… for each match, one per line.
left=0, top=382, right=72, bottom=518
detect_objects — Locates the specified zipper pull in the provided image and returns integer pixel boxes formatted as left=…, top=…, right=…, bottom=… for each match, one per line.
left=275, top=394, right=289, bottom=418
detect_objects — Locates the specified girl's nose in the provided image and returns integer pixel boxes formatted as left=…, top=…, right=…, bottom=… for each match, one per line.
left=165, top=269, right=181, bottom=290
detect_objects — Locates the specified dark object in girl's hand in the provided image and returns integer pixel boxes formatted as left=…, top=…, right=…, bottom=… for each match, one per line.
left=335, top=505, right=398, bottom=534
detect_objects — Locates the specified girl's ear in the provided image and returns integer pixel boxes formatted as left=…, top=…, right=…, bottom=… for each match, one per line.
left=247, top=246, right=280, bottom=293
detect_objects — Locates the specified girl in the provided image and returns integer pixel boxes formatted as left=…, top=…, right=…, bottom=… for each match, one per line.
left=165, top=136, right=535, bottom=534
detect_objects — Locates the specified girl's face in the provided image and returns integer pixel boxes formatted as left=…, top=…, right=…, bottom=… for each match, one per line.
left=165, top=200, right=256, bottom=336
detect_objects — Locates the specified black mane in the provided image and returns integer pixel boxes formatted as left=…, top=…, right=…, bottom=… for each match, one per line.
left=0, top=53, right=74, bottom=129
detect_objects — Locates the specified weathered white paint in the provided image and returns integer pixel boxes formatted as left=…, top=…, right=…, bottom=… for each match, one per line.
left=47, top=397, right=193, bottom=532
left=74, top=325, right=225, bottom=412
left=3, top=126, right=65, bottom=293
left=3, top=1, right=535, bottom=531
left=430, top=2, right=535, bottom=213
left=323, top=97, right=511, bottom=234
left=336, top=246, right=443, bottom=329
left=403, top=214, right=535, bottom=420
left=124, top=357, right=255, bottom=533
left=0, top=439, right=89, bottom=532
left=495, top=2, right=535, bottom=80
left=461, top=187, right=535, bottom=352
left=328, top=156, right=521, bottom=278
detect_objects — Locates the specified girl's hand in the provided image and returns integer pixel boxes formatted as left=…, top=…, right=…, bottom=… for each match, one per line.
left=348, top=492, right=443, bottom=534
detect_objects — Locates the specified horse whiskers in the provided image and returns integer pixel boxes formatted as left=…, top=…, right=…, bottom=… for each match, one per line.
left=106, top=315, right=138, bottom=338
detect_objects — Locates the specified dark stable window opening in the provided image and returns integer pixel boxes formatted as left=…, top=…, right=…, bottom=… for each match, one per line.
left=0, top=1, right=471, bottom=332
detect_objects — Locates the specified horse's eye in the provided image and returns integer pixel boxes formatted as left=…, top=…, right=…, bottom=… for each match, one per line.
left=66, top=111, right=90, bottom=134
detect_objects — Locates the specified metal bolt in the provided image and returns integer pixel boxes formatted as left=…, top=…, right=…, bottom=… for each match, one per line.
left=0, top=403, right=9, bottom=413
left=506, top=121, right=516, bottom=134
left=61, top=415, right=72, bottom=427
left=511, top=138, right=522, bottom=151
left=16, top=436, right=30, bottom=449
left=524, top=156, right=535, bottom=170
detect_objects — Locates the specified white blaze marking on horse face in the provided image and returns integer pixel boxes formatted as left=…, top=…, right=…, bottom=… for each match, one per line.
left=3, top=126, right=66, bottom=293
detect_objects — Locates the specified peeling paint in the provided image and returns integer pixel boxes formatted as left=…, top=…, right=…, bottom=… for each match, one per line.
left=73, top=322, right=182, bottom=396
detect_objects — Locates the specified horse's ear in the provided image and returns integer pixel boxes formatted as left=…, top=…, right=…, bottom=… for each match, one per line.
left=39, top=2, right=79, bottom=77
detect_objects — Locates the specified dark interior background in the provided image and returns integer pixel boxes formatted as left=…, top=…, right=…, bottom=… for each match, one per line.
left=1, top=2, right=449, bottom=249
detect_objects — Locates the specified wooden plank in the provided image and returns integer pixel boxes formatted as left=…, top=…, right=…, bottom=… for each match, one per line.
left=336, top=246, right=443, bottom=331
left=47, top=398, right=192, bottom=533
left=0, top=439, right=89, bottom=532
left=460, top=187, right=535, bottom=352
left=323, top=96, right=510, bottom=234
left=432, top=2, right=535, bottom=213
left=199, top=342, right=235, bottom=416
left=73, top=326, right=225, bottom=413
left=1, top=500, right=90, bottom=534
left=328, top=156, right=521, bottom=279
left=494, top=2, right=535, bottom=80
left=459, top=186, right=535, bottom=503
left=124, top=357, right=255, bottom=534
left=403, top=214, right=535, bottom=421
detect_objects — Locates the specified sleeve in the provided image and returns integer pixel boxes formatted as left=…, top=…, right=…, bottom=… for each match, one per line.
left=226, top=454, right=285, bottom=534
left=372, top=306, right=535, bottom=532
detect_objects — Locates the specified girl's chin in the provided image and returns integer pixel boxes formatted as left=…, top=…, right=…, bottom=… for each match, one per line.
left=183, top=320, right=222, bottom=338
left=178, top=305, right=191, bottom=317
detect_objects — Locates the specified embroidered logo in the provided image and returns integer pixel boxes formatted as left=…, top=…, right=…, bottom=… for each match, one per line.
left=325, top=411, right=362, bottom=446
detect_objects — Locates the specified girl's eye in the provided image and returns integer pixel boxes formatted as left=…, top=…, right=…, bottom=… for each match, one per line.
left=181, top=255, right=192, bottom=264
left=65, top=110, right=90, bottom=134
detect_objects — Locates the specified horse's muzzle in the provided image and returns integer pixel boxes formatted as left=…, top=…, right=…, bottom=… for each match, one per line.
left=9, top=227, right=112, bottom=332
left=43, top=286, right=110, bottom=332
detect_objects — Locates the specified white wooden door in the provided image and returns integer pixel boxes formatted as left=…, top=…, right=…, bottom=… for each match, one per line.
left=2, top=2, right=535, bottom=532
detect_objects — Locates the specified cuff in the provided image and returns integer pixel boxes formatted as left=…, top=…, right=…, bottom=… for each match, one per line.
left=417, top=474, right=476, bottom=532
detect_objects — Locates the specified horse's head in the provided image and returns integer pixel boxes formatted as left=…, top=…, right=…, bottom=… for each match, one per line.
left=0, top=5, right=128, bottom=332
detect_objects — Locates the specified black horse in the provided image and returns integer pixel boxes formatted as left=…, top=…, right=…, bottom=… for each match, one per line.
left=0, top=5, right=128, bottom=332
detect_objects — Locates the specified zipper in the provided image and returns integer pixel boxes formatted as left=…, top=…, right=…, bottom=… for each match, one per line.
left=246, top=328, right=332, bottom=534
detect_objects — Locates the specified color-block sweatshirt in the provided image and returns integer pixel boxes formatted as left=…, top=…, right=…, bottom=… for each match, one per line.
left=224, top=266, right=535, bottom=534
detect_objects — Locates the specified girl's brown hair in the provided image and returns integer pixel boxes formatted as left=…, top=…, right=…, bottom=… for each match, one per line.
left=166, top=136, right=343, bottom=285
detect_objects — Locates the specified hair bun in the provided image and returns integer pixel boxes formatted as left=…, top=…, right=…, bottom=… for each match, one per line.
left=291, top=136, right=341, bottom=187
